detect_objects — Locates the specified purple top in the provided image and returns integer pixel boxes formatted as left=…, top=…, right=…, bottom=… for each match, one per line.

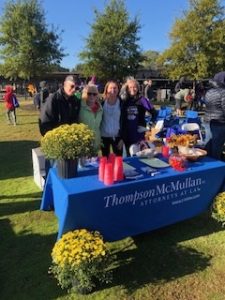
left=121, top=96, right=155, bottom=144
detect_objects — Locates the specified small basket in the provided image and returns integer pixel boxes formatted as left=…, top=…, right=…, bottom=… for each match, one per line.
left=183, top=148, right=207, bottom=161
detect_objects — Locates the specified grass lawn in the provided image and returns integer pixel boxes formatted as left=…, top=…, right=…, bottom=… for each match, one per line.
left=0, top=99, right=225, bottom=300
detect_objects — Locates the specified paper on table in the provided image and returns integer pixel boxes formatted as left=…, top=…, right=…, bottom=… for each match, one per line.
left=139, top=158, right=170, bottom=168
left=123, top=162, right=136, bottom=171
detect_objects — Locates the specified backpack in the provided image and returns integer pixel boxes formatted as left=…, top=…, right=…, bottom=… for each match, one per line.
left=12, top=95, right=19, bottom=108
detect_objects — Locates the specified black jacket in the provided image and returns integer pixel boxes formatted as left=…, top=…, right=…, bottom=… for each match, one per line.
left=204, top=80, right=225, bottom=124
left=39, top=88, right=80, bottom=136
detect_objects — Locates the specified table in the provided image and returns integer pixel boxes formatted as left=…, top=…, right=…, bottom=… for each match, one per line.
left=40, top=157, right=225, bottom=241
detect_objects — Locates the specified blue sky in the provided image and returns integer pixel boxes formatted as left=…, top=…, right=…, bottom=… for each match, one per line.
left=42, top=0, right=189, bottom=69
left=0, top=0, right=224, bottom=69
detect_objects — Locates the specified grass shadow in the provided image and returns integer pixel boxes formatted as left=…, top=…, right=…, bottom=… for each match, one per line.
left=111, top=237, right=211, bottom=294
left=0, top=140, right=40, bottom=180
left=0, top=192, right=41, bottom=200
left=97, top=212, right=222, bottom=294
left=0, top=197, right=42, bottom=217
left=0, top=218, right=65, bottom=300
left=151, top=210, right=225, bottom=244
left=18, top=121, right=39, bottom=125
left=104, top=224, right=212, bottom=294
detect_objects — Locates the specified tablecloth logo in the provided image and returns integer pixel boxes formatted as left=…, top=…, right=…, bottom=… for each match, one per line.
left=104, top=177, right=205, bottom=208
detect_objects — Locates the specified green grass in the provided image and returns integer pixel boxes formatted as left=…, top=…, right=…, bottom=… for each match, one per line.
left=1, top=99, right=225, bottom=300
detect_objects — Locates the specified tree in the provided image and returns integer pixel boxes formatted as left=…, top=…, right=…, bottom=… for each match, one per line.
left=49, top=64, right=70, bottom=72
left=158, top=0, right=225, bottom=79
left=0, top=0, right=64, bottom=80
left=141, top=50, right=160, bottom=70
left=72, top=63, right=85, bottom=73
left=79, top=0, right=142, bottom=81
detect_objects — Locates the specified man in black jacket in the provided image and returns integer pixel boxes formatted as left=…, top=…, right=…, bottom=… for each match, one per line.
left=39, top=75, right=81, bottom=136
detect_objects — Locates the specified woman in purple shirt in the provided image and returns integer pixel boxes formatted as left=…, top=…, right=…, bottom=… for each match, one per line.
left=120, top=78, right=156, bottom=156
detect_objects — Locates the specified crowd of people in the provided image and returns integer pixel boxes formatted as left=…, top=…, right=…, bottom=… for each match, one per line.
left=38, top=75, right=157, bottom=158
left=3, top=71, right=225, bottom=163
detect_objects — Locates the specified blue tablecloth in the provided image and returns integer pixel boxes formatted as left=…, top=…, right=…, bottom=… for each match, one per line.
left=40, top=157, right=225, bottom=241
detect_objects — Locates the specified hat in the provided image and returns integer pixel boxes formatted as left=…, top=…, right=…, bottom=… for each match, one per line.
left=213, top=71, right=225, bottom=87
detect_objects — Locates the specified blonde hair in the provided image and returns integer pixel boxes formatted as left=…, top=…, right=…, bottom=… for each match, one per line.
left=102, top=80, right=119, bottom=100
left=126, top=78, right=140, bottom=91
left=81, top=84, right=99, bottom=102
left=123, top=78, right=140, bottom=100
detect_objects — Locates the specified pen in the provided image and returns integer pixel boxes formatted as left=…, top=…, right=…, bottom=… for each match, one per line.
left=151, top=171, right=160, bottom=176
left=126, top=174, right=144, bottom=180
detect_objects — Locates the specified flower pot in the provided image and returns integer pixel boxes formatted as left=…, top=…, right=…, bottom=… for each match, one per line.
left=57, top=159, right=78, bottom=179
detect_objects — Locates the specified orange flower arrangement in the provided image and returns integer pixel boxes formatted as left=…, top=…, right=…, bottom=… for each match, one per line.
left=167, top=134, right=197, bottom=148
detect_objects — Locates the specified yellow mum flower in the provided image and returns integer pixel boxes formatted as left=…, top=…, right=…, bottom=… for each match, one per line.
left=49, top=228, right=113, bottom=293
left=212, top=192, right=225, bottom=224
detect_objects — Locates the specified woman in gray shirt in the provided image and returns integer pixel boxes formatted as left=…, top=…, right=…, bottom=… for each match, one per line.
left=101, top=81, right=123, bottom=157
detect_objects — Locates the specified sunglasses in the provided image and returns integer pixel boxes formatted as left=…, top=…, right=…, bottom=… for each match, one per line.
left=87, top=92, right=97, bottom=96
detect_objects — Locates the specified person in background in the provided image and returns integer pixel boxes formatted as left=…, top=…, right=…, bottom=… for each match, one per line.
left=33, top=81, right=49, bottom=110
left=174, top=75, right=189, bottom=93
left=39, top=75, right=81, bottom=136
left=194, top=81, right=205, bottom=110
left=120, top=78, right=157, bottom=156
left=144, top=78, right=154, bottom=102
left=174, top=76, right=194, bottom=116
left=88, top=75, right=97, bottom=85
left=101, top=80, right=123, bottom=157
left=3, top=85, right=18, bottom=126
left=204, top=71, right=225, bottom=161
left=79, top=84, right=103, bottom=153
left=27, top=83, right=37, bottom=97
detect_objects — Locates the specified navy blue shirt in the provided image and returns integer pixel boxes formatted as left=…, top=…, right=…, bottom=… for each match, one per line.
left=121, top=96, right=155, bottom=144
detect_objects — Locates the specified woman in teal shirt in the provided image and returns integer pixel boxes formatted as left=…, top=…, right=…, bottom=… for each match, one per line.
left=79, top=84, right=103, bottom=153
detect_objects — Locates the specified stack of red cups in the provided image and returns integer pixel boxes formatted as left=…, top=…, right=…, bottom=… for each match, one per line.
left=98, top=156, right=107, bottom=181
left=114, top=156, right=124, bottom=181
left=103, top=162, right=113, bottom=185
left=98, top=155, right=124, bottom=185
left=108, top=153, right=116, bottom=169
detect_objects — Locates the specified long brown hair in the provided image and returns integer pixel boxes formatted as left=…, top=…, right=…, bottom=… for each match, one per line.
left=102, top=80, right=119, bottom=100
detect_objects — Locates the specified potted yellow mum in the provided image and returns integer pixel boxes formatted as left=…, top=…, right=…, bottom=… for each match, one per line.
left=212, top=192, right=225, bottom=226
left=49, top=229, right=113, bottom=294
left=41, top=123, right=95, bottom=178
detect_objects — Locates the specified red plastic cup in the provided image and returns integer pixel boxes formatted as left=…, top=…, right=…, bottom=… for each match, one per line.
left=98, top=156, right=107, bottom=181
left=104, top=162, right=114, bottom=185
left=114, top=156, right=124, bottom=181
left=162, top=145, right=170, bottom=158
left=108, top=153, right=116, bottom=169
